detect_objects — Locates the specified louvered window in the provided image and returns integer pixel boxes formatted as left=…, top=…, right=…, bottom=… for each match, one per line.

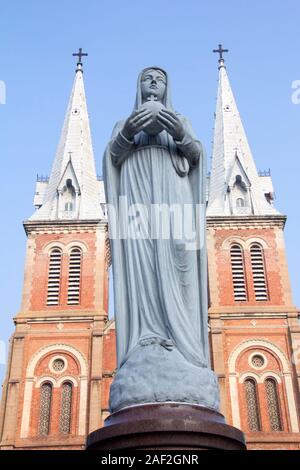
left=47, top=248, right=62, bottom=306
left=67, top=248, right=82, bottom=305
left=38, top=383, right=52, bottom=436
left=59, top=382, right=73, bottom=434
left=230, top=244, right=247, bottom=301
left=250, top=244, right=268, bottom=301
left=265, top=378, right=283, bottom=431
left=244, top=378, right=261, bottom=432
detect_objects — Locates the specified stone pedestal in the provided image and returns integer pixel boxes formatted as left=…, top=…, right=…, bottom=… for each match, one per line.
left=87, top=403, right=246, bottom=450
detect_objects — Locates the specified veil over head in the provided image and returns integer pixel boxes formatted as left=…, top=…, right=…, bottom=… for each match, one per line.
left=134, top=66, right=174, bottom=111
left=103, top=67, right=209, bottom=372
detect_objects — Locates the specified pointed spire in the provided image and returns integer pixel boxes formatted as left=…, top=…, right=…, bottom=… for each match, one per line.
left=207, top=47, right=279, bottom=217
left=31, top=50, right=103, bottom=221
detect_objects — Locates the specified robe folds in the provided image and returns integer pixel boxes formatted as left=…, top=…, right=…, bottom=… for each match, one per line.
left=103, top=67, right=209, bottom=371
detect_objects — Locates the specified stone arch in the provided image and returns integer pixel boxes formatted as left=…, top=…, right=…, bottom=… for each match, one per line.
left=239, top=372, right=260, bottom=383
left=260, top=371, right=282, bottom=383
left=239, top=371, right=282, bottom=384
left=36, top=376, right=57, bottom=388
left=227, top=339, right=299, bottom=432
left=245, top=237, right=269, bottom=250
left=20, top=344, right=88, bottom=438
left=222, top=236, right=270, bottom=251
left=42, top=241, right=65, bottom=254
left=228, top=339, right=290, bottom=374
left=57, top=376, right=79, bottom=387
left=222, top=237, right=247, bottom=250
left=42, top=240, right=88, bottom=255
left=66, top=241, right=88, bottom=253
left=26, top=343, right=88, bottom=378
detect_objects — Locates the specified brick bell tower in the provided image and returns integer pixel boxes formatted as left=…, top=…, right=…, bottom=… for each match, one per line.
left=1, top=48, right=300, bottom=452
left=0, top=51, right=110, bottom=450
left=207, top=46, right=300, bottom=449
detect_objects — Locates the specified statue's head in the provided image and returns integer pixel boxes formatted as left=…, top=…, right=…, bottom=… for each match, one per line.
left=134, top=67, right=172, bottom=112
left=140, top=68, right=167, bottom=103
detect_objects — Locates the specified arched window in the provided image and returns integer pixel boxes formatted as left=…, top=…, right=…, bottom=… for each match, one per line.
left=250, top=244, right=268, bottom=301
left=65, top=202, right=73, bottom=212
left=230, top=244, right=248, bottom=301
left=38, top=382, right=52, bottom=436
left=47, top=248, right=62, bottom=306
left=67, top=248, right=82, bottom=305
left=236, top=197, right=245, bottom=208
left=63, top=179, right=75, bottom=213
left=265, top=378, right=283, bottom=431
left=59, top=382, right=73, bottom=434
left=244, top=378, right=261, bottom=431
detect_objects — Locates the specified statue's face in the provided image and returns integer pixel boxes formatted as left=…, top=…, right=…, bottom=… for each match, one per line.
left=141, top=69, right=166, bottom=102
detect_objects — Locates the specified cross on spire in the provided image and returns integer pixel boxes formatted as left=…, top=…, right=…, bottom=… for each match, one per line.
left=213, top=44, right=229, bottom=67
left=72, top=48, right=88, bottom=71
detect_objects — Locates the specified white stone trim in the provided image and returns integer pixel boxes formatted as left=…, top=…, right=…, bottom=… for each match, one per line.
left=239, top=372, right=260, bottom=383
left=228, top=339, right=299, bottom=433
left=260, top=371, right=282, bottom=383
left=49, top=355, right=68, bottom=374
left=239, top=371, right=282, bottom=384
left=248, top=351, right=268, bottom=370
left=42, top=241, right=65, bottom=254
left=284, top=374, right=299, bottom=432
left=245, top=237, right=269, bottom=250
left=20, top=380, right=34, bottom=438
left=20, top=344, right=88, bottom=439
left=35, top=376, right=78, bottom=388
left=57, top=376, right=78, bottom=387
left=42, top=240, right=88, bottom=254
left=222, top=237, right=246, bottom=250
left=35, top=376, right=57, bottom=388
left=228, top=374, right=241, bottom=429
left=66, top=241, right=88, bottom=253
left=104, top=320, right=116, bottom=333
left=221, top=236, right=269, bottom=251
left=78, top=378, right=88, bottom=435
left=26, top=344, right=87, bottom=377
left=228, top=339, right=289, bottom=374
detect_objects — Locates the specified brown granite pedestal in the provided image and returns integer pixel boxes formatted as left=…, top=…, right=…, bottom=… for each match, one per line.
left=87, top=403, right=246, bottom=450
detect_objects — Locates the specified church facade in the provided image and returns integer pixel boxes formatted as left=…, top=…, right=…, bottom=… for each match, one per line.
left=0, top=52, right=299, bottom=450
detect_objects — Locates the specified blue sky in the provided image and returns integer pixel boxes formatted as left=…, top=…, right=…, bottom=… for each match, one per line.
left=0, top=0, right=299, bottom=390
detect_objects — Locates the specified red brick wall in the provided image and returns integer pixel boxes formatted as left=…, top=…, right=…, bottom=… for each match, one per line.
left=208, top=222, right=300, bottom=449
left=29, top=232, right=98, bottom=311
left=213, top=227, right=284, bottom=307
left=1, top=226, right=110, bottom=449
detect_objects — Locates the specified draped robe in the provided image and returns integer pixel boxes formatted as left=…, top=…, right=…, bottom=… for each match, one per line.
left=103, top=68, right=209, bottom=371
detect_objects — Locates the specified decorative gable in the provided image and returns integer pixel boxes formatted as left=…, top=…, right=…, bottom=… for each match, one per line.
left=227, top=153, right=253, bottom=215
left=57, top=159, right=81, bottom=219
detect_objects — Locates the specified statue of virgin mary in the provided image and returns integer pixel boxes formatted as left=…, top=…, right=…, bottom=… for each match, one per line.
left=103, top=67, right=219, bottom=413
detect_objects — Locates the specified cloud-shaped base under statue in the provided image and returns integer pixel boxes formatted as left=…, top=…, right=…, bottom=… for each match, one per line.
left=109, top=338, right=220, bottom=414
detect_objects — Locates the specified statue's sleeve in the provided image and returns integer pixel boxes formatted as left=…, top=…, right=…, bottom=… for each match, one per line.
left=174, top=117, right=202, bottom=168
left=109, top=121, right=134, bottom=167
